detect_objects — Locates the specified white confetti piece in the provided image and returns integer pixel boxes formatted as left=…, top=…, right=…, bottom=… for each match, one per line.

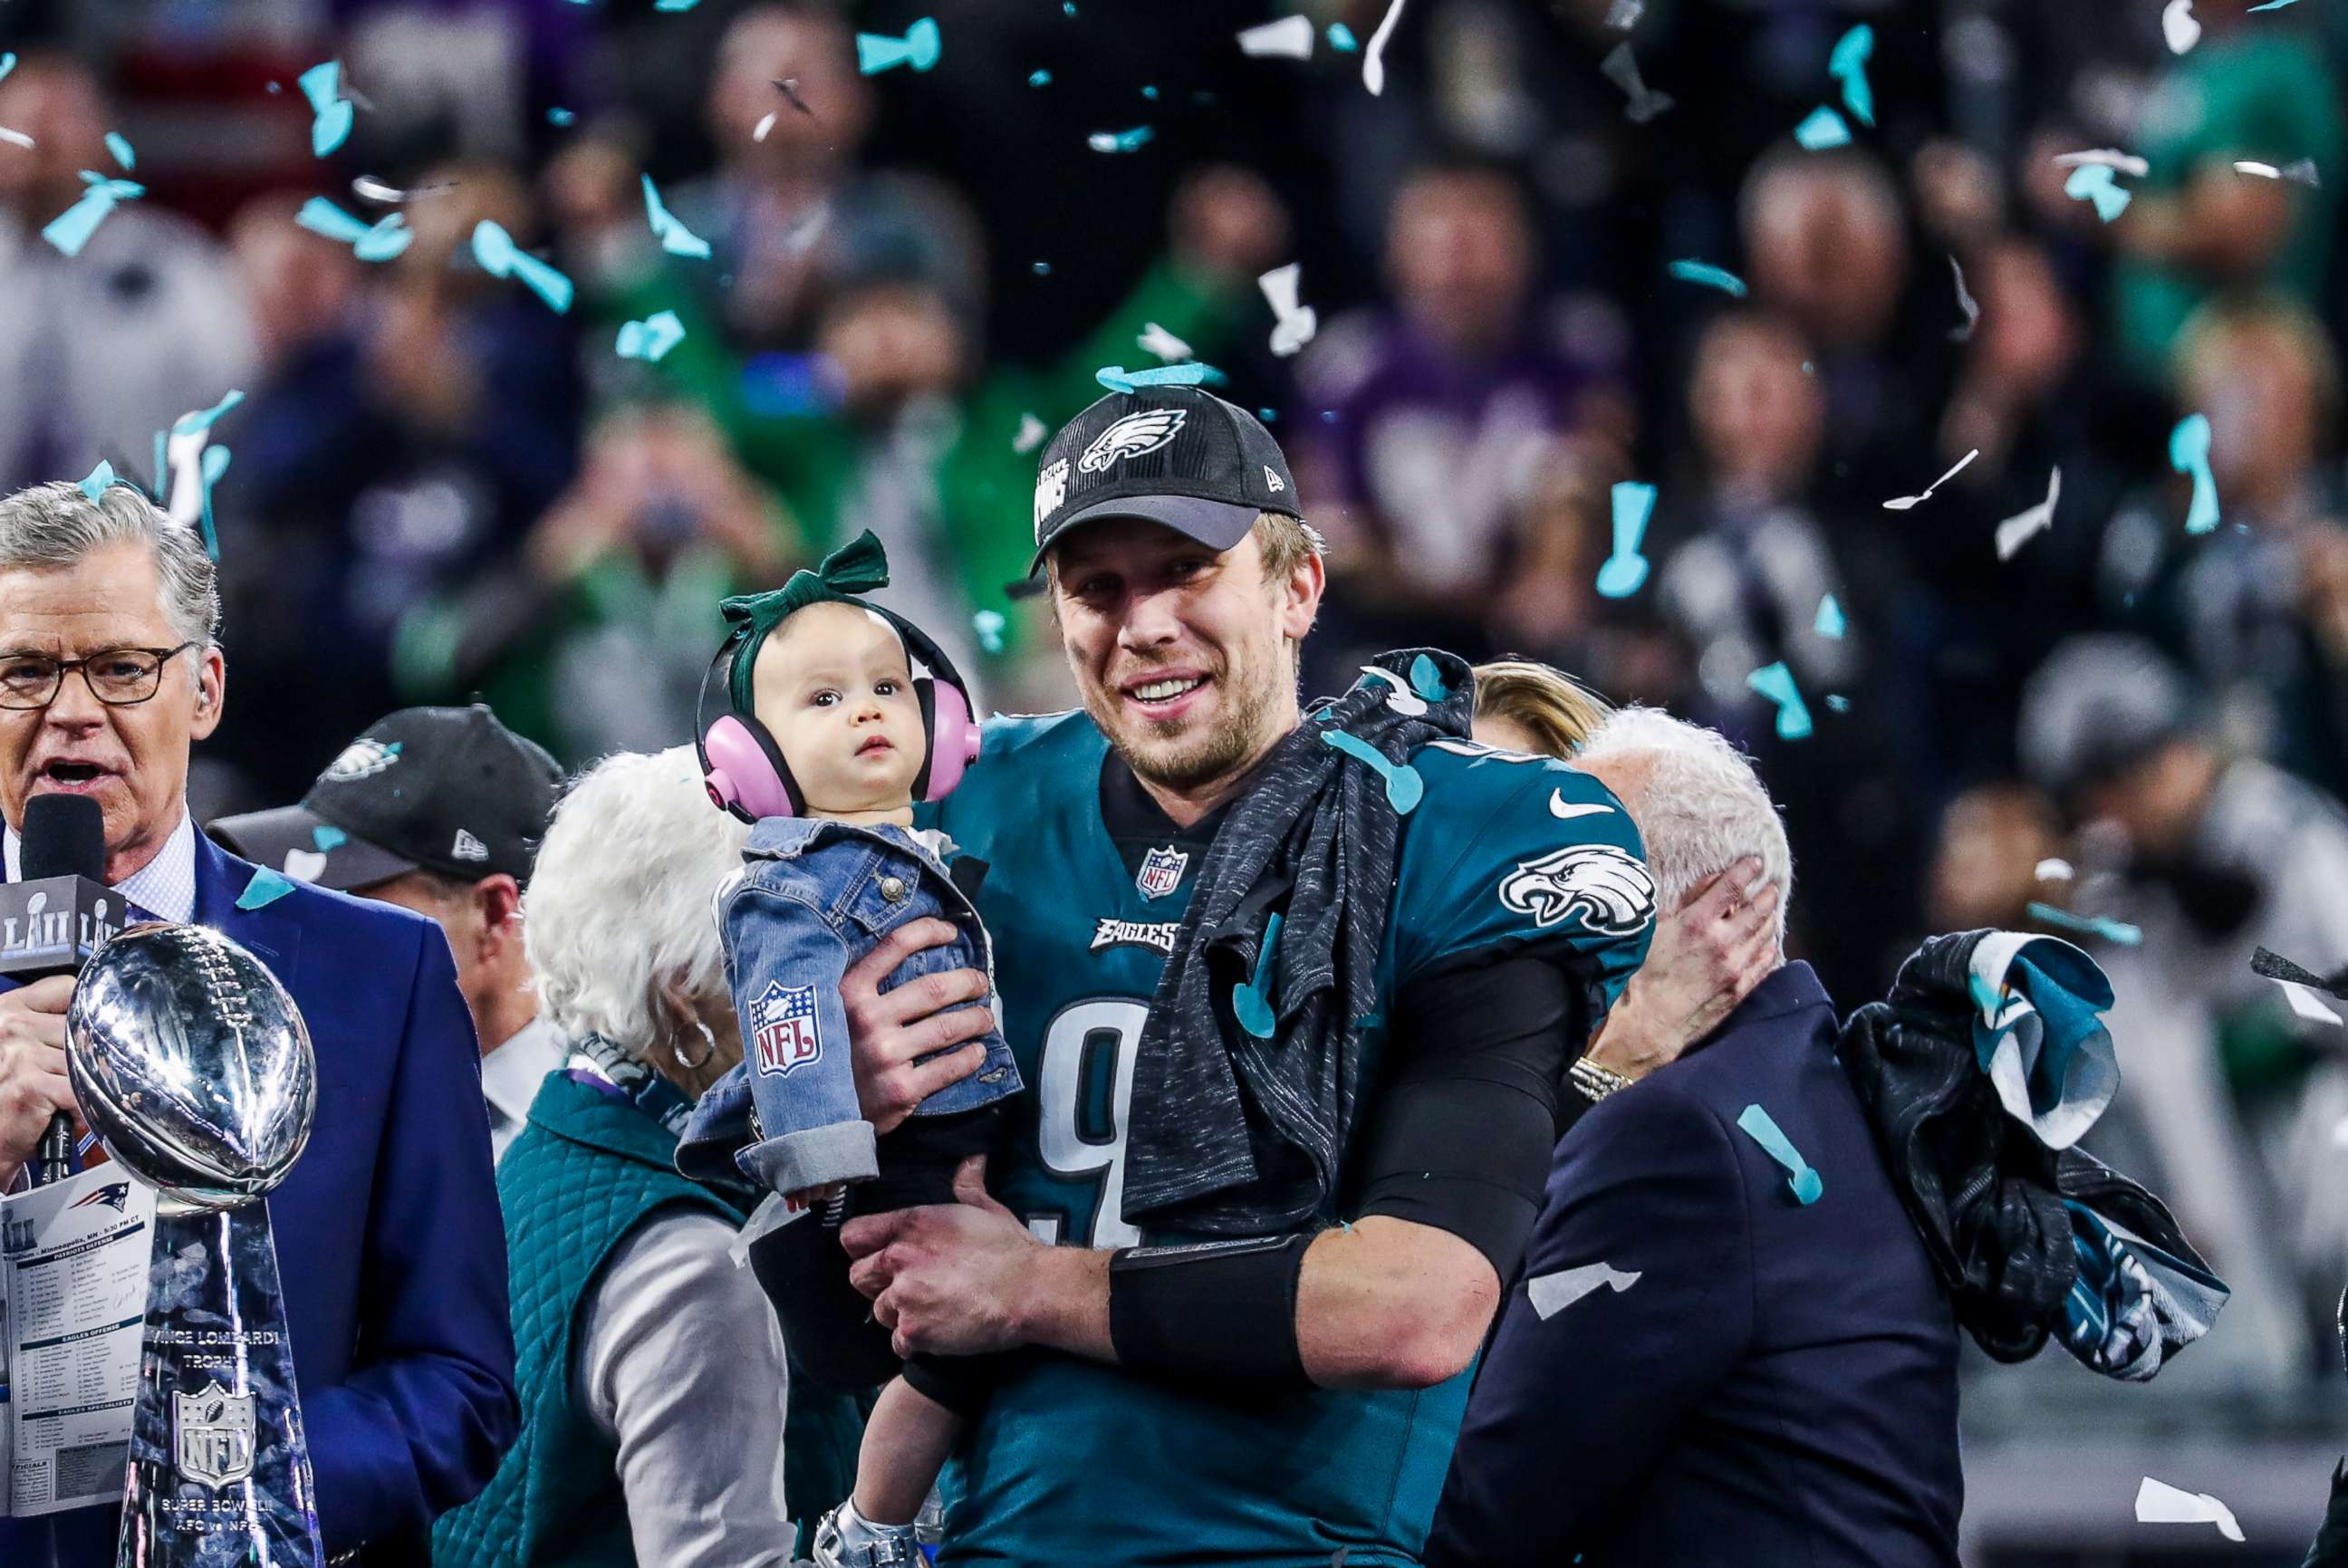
left=2135, top=1477, right=2242, bottom=1542
left=1258, top=262, right=1318, bottom=357
left=1883, top=448, right=1978, bottom=511
left=2279, top=980, right=2343, bottom=1027
left=0, top=127, right=31, bottom=150
left=1137, top=322, right=1193, bottom=362
left=1362, top=0, right=1407, bottom=95
left=1599, top=43, right=1674, bottom=123
left=1013, top=412, right=1048, bottom=454
left=1949, top=255, right=1979, bottom=341
left=2054, top=149, right=2150, bottom=178
left=1605, top=0, right=1644, bottom=27
left=2034, top=858, right=2075, bottom=882
left=1526, top=1261, right=1641, bottom=1320
left=1237, top=15, right=1315, bottom=60
left=2161, top=0, right=2201, bottom=54
left=754, top=110, right=778, bottom=142
left=1996, top=467, right=2062, bottom=560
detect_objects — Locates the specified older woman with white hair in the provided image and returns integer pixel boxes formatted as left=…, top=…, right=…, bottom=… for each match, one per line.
left=433, top=746, right=814, bottom=1568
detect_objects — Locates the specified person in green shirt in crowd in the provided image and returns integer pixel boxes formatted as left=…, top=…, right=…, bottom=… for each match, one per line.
left=2097, top=0, right=2344, bottom=382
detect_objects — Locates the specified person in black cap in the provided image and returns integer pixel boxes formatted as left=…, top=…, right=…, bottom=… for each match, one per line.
left=794, top=386, right=1676, bottom=1566
left=211, top=704, right=568, bottom=1164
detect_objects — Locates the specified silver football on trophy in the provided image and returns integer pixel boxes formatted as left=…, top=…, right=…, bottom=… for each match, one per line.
left=65, top=923, right=317, bottom=1214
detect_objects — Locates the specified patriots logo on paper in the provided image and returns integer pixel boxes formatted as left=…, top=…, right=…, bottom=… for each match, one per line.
left=68, top=1180, right=130, bottom=1212
left=1498, top=843, right=1656, bottom=936
left=1079, top=409, right=1188, bottom=473
left=752, top=979, right=823, bottom=1075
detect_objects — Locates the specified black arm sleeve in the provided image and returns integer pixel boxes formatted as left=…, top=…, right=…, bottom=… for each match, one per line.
left=1350, top=953, right=1593, bottom=1285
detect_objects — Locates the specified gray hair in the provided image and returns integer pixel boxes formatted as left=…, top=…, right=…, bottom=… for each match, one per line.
left=1577, top=707, right=1793, bottom=946
left=0, top=482, right=223, bottom=648
left=523, top=746, right=750, bottom=1061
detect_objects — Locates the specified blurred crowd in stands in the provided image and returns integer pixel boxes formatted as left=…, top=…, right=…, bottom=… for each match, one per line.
left=4, top=0, right=2348, bottom=1393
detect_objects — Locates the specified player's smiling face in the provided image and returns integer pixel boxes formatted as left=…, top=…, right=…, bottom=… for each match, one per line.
left=753, top=601, right=924, bottom=815
left=1051, top=516, right=1321, bottom=801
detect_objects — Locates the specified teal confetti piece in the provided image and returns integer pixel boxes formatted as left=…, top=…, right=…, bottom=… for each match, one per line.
left=1032, top=260, right=1052, bottom=275
left=857, top=17, right=942, bottom=74
left=1667, top=259, right=1747, bottom=297
left=2169, top=412, right=2220, bottom=534
left=654, top=0, right=702, bottom=9
left=1596, top=481, right=1655, bottom=598
left=641, top=174, right=712, bottom=260
left=1793, top=106, right=1852, bottom=151
left=1737, top=1104, right=1823, bottom=1205
left=353, top=213, right=412, bottom=262
left=616, top=309, right=687, bottom=362
left=1814, top=594, right=1845, bottom=639
left=471, top=220, right=573, bottom=313
left=1257, top=408, right=1277, bottom=422
left=2063, top=164, right=2131, bottom=223
left=547, top=107, right=575, bottom=126
left=1408, top=653, right=1449, bottom=703
left=1029, top=69, right=1053, bottom=86
left=1142, top=85, right=1160, bottom=100
left=78, top=461, right=116, bottom=504
left=43, top=175, right=142, bottom=256
left=1828, top=24, right=1874, bottom=128
left=172, top=390, right=244, bottom=438
left=1746, top=660, right=1814, bottom=740
left=236, top=867, right=299, bottom=910
left=1063, top=2, right=1077, bottom=14
left=104, top=131, right=134, bottom=170
left=1328, top=22, right=1359, bottom=50
left=972, top=610, right=1007, bottom=654
left=1825, top=694, right=1850, bottom=712
left=152, top=429, right=167, bottom=497
left=296, top=196, right=368, bottom=243
left=313, top=824, right=348, bottom=851
left=1094, top=362, right=1225, bottom=392
left=2026, top=901, right=2143, bottom=947
left=1088, top=126, right=1155, bottom=154
left=2248, top=0, right=2298, bottom=9
left=298, top=61, right=354, bottom=158
left=0, top=54, right=14, bottom=84
left=1353, top=1012, right=1382, bottom=1031
left=299, top=196, right=408, bottom=259
left=1233, top=911, right=1283, bottom=1038
left=1323, top=729, right=1425, bottom=813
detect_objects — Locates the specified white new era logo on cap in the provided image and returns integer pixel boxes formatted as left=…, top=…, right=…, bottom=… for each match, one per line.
left=451, top=829, right=489, bottom=861
left=1264, top=466, right=1284, bottom=493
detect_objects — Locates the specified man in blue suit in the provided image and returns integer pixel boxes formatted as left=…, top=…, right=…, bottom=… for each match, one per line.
left=1428, top=708, right=1963, bottom=1568
left=0, top=479, right=516, bottom=1564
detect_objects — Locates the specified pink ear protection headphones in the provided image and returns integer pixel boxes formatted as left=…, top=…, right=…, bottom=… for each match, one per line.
left=696, top=604, right=983, bottom=823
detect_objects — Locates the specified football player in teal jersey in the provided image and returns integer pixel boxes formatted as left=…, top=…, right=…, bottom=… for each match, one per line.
left=822, top=389, right=1685, bottom=1567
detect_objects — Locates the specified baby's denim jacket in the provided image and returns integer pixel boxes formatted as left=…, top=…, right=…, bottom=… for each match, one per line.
left=675, top=815, right=1020, bottom=1197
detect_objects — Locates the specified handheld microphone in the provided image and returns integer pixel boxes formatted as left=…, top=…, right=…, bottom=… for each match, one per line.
left=12, top=794, right=148, bottom=1184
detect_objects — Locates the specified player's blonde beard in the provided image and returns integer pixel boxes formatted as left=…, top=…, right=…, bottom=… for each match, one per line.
left=1091, top=635, right=1298, bottom=797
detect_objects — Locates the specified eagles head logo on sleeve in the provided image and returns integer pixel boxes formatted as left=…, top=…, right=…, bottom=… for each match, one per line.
left=1498, top=843, right=1657, bottom=936
left=1078, top=409, right=1188, bottom=473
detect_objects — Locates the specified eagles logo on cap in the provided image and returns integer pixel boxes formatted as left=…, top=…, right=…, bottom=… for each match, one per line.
left=1079, top=409, right=1188, bottom=473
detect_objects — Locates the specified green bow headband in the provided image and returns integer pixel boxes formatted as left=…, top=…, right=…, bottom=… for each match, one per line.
left=718, top=530, right=892, bottom=713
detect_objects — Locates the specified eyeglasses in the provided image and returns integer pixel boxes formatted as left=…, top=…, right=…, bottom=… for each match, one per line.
left=0, top=643, right=199, bottom=710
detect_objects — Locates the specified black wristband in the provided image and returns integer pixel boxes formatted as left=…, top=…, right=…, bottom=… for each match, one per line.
left=1107, top=1233, right=1314, bottom=1395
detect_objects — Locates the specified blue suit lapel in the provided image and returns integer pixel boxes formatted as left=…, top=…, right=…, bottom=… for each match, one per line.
left=193, top=830, right=304, bottom=977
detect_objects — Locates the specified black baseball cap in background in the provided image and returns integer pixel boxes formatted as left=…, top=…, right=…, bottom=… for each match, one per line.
left=1027, top=387, right=1303, bottom=573
left=209, top=705, right=564, bottom=892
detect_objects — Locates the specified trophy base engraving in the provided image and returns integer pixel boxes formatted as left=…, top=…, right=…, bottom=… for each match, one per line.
left=119, top=1205, right=323, bottom=1568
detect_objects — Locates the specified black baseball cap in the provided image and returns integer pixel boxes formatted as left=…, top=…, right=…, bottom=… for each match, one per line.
left=1027, top=387, right=1303, bottom=573
left=210, top=705, right=564, bottom=891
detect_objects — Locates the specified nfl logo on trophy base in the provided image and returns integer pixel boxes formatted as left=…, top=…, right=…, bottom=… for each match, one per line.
left=174, top=1382, right=257, bottom=1490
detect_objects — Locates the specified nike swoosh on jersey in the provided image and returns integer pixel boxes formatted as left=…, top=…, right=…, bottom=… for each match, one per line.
left=1549, top=791, right=1617, bottom=820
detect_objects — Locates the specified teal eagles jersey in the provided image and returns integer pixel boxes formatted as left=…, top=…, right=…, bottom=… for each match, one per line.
left=916, top=710, right=1654, bottom=1567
